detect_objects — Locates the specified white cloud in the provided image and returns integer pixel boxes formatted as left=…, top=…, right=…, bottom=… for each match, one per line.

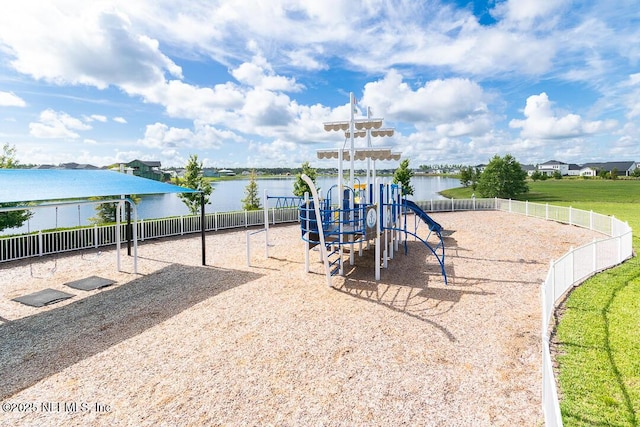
left=0, top=91, right=26, bottom=107
left=231, top=54, right=303, bottom=92
left=509, top=93, right=617, bottom=139
left=623, top=73, right=640, bottom=119
left=29, top=109, right=92, bottom=139
left=113, top=117, right=127, bottom=124
left=240, top=89, right=295, bottom=128
left=248, top=139, right=303, bottom=167
left=362, top=70, right=492, bottom=129
left=0, top=4, right=181, bottom=90
left=138, top=122, right=244, bottom=149
left=84, top=114, right=107, bottom=122
left=140, top=80, right=245, bottom=124
left=491, top=0, right=570, bottom=29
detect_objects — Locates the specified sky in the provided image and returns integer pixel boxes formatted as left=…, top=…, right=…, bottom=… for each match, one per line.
left=0, top=0, right=639, bottom=169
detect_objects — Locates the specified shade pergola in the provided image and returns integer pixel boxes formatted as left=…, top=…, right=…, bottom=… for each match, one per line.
left=0, top=169, right=204, bottom=272
left=0, top=169, right=199, bottom=203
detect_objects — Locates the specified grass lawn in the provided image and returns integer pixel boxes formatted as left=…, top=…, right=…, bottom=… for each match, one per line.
left=442, top=178, right=640, bottom=426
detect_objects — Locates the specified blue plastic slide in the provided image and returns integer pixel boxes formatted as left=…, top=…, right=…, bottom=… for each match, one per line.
left=402, top=199, right=442, bottom=233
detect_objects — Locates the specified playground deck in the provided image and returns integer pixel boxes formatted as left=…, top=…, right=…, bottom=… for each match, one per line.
left=0, top=211, right=602, bottom=426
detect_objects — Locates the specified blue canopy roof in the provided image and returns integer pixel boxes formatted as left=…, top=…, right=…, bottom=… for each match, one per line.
left=0, top=169, right=198, bottom=204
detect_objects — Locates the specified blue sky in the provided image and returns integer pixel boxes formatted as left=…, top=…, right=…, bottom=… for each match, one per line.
left=0, top=0, right=638, bottom=169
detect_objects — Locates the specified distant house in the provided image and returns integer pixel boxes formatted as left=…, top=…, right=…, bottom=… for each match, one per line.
left=567, top=164, right=582, bottom=176
left=521, top=164, right=536, bottom=176
left=538, top=160, right=569, bottom=176
left=59, top=162, right=99, bottom=170
left=581, top=161, right=639, bottom=177
left=579, top=166, right=598, bottom=177
left=126, top=160, right=170, bottom=181
left=33, top=163, right=100, bottom=170
left=218, top=169, right=236, bottom=176
left=203, top=168, right=220, bottom=178
left=475, top=164, right=487, bottom=173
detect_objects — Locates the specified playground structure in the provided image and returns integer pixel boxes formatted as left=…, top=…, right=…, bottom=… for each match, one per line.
left=298, top=175, right=447, bottom=287
left=245, top=93, right=447, bottom=286
left=296, top=92, right=447, bottom=287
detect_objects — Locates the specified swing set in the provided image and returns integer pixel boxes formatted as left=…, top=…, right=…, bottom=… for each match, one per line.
left=2, top=198, right=139, bottom=275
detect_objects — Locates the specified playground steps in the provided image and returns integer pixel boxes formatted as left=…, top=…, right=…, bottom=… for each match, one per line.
left=326, top=244, right=342, bottom=276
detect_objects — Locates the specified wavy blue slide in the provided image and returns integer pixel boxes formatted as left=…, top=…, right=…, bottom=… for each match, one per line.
left=402, top=199, right=442, bottom=233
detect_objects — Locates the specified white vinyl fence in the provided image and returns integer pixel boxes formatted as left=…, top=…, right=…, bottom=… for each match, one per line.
left=0, top=207, right=300, bottom=262
left=493, top=199, right=633, bottom=427
left=0, top=198, right=634, bottom=426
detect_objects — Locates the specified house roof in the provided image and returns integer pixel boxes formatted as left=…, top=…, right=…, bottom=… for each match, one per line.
left=540, top=160, right=567, bottom=166
left=581, top=161, right=636, bottom=171
left=128, top=160, right=161, bottom=167
left=0, top=169, right=197, bottom=204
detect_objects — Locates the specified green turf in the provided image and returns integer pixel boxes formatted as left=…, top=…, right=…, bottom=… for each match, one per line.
left=441, top=178, right=640, bottom=426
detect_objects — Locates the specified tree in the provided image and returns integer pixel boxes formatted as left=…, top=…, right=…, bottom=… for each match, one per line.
left=610, top=168, right=619, bottom=180
left=553, top=170, right=562, bottom=180
left=88, top=195, right=141, bottom=225
left=293, top=161, right=318, bottom=197
left=531, top=170, right=543, bottom=181
left=471, top=167, right=480, bottom=190
left=459, top=166, right=473, bottom=187
left=0, top=144, right=33, bottom=232
left=393, top=158, right=414, bottom=196
left=176, top=154, right=213, bottom=215
left=632, top=167, right=640, bottom=178
left=241, top=170, right=261, bottom=210
left=476, top=154, right=529, bottom=199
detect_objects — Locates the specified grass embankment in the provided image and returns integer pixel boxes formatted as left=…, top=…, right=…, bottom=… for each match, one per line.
left=443, top=179, right=640, bottom=426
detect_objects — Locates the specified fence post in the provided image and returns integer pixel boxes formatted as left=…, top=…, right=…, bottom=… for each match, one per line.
left=569, top=206, right=573, bottom=226
left=180, top=216, right=184, bottom=235
left=526, top=200, right=529, bottom=216
left=38, top=231, right=43, bottom=257
left=94, top=224, right=98, bottom=248
left=549, top=260, right=555, bottom=301
left=618, top=235, right=622, bottom=263
left=472, top=194, right=476, bottom=211
left=569, top=246, right=575, bottom=285
left=451, top=197, right=454, bottom=212
left=541, top=284, right=547, bottom=336
left=214, top=212, right=218, bottom=231
left=611, top=215, right=615, bottom=237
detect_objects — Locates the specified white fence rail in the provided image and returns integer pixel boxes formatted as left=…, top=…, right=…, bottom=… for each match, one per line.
left=493, top=199, right=633, bottom=427
left=0, top=198, right=634, bottom=426
left=0, top=207, right=300, bottom=262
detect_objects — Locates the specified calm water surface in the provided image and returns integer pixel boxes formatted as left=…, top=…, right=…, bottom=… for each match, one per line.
left=5, top=176, right=459, bottom=234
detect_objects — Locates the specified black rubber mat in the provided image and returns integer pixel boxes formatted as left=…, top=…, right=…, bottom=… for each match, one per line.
left=65, top=276, right=115, bottom=291
left=12, top=288, right=75, bottom=307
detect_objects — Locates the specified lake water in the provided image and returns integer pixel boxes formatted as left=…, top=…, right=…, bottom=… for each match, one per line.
left=3, top=176, right=459, bottom=234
